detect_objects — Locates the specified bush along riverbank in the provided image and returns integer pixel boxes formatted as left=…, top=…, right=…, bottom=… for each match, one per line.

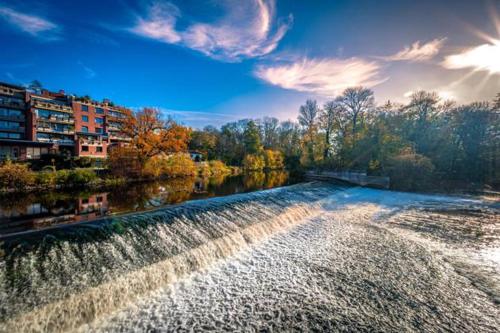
left=0, top=157, right=240, bottom=193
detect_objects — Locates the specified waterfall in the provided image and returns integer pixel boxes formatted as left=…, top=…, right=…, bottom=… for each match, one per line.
left=0, top=182, right=344, bottom=333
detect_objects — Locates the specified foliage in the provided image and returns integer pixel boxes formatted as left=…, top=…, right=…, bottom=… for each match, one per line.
left=108, top=146, right=143, bottom=178
left=264, top=150, right=285, bottom=170
left=386, top=151, right=435, bottom=191
left=243, top=120, right=263, bottom=154
left=121, top=108, right=191, bottom=164
left=208, top=160, right=231, bottom=175
left=243, top=154, right=265, bottom=171
left=0, top=161, right=35, bottom=191
left=67, top=168, right=98, bottom=187
left=161, top=153, right=197, bottom=178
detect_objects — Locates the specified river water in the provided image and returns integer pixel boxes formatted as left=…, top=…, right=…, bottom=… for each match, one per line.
left=0, top=182, right=499, bottom=332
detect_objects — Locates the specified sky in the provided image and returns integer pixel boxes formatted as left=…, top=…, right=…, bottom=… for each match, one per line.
left=0, top=0, right=499, bottom=128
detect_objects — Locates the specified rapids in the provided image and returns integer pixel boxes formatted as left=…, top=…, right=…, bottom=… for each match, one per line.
left=0, top=182, right=499, bottom=332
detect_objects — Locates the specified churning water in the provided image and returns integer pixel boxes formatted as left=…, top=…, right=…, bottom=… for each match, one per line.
left=0, top=182, right=499, bottom=332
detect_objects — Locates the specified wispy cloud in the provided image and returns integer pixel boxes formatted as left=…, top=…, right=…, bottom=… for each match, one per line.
left=130, top=0, right=292, bottom=62
left=441, top=40, right=500, bottom=75
left=78, top=61, right=97, bottom=79
left=381, top=38, right=446, bottom=62
left=0, top=6, right=60, bottom=39
left=255, top=57, right=387, bottom=96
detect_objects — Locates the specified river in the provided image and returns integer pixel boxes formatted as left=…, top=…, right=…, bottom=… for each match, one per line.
left=0, top=182, right=499, bottom=332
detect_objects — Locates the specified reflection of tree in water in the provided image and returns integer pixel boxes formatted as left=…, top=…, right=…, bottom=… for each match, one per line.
left=243, top=171, right=289, bottom=190
left=243, top=172, right=266, bottom=189
left=265, top=171, right=289, bottom=188
left=107, top=177, right=196, bottom=213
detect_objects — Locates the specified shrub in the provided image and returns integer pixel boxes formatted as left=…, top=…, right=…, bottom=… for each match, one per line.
left=387, top=152, right=435, bottom=191
left=197, top=162, right=211, bottom=177
left=264, top=150, right=285, bottom=170
left=36, top=171, right=56, bottom=187
left=0, top=160, right=35, bottom=191
left=208, top=160, right=231, bottom=175
left=67, top=168, right=98, bottom=187
left=55, top=169, right=71, bottom=185
left=162, top=153, right=197, bottom=177
left=243, top=154, right=265, bottom=171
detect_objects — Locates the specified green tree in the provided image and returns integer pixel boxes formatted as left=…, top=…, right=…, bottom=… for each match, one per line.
left=243, top=120, right=263, bottom=154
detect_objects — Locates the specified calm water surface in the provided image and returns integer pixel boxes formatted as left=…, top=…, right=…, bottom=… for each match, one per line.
left=0, top=171, right=297, bottom=236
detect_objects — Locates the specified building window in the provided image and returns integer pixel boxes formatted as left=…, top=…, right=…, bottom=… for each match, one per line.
left=95, top=127, right=103, bottom=134
left=82, top=146, right=89, bottom=152
left=96, top=107, right=104, bottom=114
left=82, top=115, right=89, bottom=122
left=95, top=117, right=104, bottom=124
left=96, top=146, right=103, bottom=153
left=81, top=105, right=88, bottom=112
left=81, top=126, right=88, bottom=133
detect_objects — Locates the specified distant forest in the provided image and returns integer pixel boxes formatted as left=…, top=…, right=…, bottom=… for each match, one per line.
left=189, top=88, right=500, bottom=191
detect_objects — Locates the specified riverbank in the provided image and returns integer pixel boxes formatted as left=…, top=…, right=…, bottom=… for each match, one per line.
left=0, top=159, right=242, bottom=194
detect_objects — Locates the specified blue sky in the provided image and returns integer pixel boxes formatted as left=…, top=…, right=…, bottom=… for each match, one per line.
left=0, top=0, right=499, bottom=127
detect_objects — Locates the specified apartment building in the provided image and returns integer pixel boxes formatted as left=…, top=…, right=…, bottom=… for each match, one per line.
left=0, top=81, right=130, bottom=160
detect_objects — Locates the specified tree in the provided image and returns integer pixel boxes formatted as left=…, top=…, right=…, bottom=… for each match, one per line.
left=28, top=80, right=43, bottom=91
left=493, top=93, right=500, bottom=110
left=320, top=101, right=343, bottom=159
left=262, top=117, right=280, bottom=149
left=298, top=100, right=320, bottom=165
left=335, top=87, right=375, bottom=136
left=121, top=108, right=191, bottom=166
left=243, top=120, right=263, bottom=154
left=189, top=128, right=219, bottom=160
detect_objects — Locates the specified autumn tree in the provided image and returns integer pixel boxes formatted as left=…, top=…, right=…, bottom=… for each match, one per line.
left=121, top=108, right=191, bottom=167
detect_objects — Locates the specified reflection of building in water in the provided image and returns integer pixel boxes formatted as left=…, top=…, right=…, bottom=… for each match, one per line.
left=0, top=193, right=109, bottom=233
left=74, top=193, right=109, bottom=222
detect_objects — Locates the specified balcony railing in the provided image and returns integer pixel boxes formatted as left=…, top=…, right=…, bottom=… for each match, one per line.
left=37, top=137, right=74, bottom=144
left=0, top=114, right=25, bottom=121
left=33, top=100, right=73, bottom=113
left=0, top=126, right=25, bottom=132
left=0, top=100, right=25, bottom=109
left=38, top=116, right=74, bottom=124
left=36, top=127, right=75, bottom=135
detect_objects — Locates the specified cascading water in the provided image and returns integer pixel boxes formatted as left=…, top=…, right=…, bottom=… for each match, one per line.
left=0, top=182, right=341, bottom=332
left=1, top=182, right=499, bottom=332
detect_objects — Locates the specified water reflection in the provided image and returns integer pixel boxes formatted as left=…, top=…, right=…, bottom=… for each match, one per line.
left=0, top=171, right=296, bottom=235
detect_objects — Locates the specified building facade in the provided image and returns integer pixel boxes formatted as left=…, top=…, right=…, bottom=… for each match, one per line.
left=0, top=81, right=130, bottom=161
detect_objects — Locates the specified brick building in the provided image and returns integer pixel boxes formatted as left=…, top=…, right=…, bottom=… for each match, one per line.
left=0, top=81, right=130, bottom=161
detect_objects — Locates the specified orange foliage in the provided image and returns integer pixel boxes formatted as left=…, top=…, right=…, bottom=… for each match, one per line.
left=121, top=108, right=191, bottom=162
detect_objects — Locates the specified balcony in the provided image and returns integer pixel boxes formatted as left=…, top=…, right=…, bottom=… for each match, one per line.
left=0, top=126, right=25, bottom=133
left=33, top=100, right=73, bottom=113
left=0, top=114, right=25, bottom=122
left=36, top=127, right=75, bottom=135
left=0, top=86, right=24, bottom=98
left=38, top=116, right=74, bottom=124
left=0, top=99, right=25, bottom=110
left=37, top=137, right=74, bottom=145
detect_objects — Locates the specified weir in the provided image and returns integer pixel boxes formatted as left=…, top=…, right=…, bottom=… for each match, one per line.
left=305, top=170, right=391, bottom=189
left=0, top=182, right=345, bottom=333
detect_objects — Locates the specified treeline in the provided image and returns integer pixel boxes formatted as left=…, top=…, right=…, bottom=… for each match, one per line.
left=189, top=88, right=500, bottom=191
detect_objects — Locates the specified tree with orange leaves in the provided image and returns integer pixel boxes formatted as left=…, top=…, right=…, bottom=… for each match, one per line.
left=120, top=107, right=191, bottom=166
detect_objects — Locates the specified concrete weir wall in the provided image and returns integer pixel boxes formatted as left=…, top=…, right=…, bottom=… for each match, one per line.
left=305, top=171, right=390, bottom=189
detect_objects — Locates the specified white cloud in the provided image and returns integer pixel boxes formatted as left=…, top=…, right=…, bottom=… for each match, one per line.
left=78, top=61, right=97, bottom=79
left=0, top=6, right=59, bottom=39
left=382, top=38, right=446, bottom=62
left=130, top=0, right=292, bottom=62
left=255, top=57, right=386, bottom=96
left=441, top=40, right=500, bottom=74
